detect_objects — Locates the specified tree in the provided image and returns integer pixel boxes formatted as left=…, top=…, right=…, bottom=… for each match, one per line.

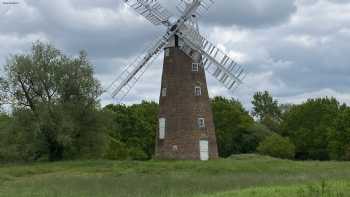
left=212, top=97, right=256, bottom=157
left=257, top=133, right=295, bottom=159
left=0, top=41, right=106, bottom=161
left=281, top=97, right=341, bottom=160
left=251, top=91, right=281, bottom=132
left=244, top=123, right=273, bottom=153
left=0, top=113, right=15, bottom=161
left=104, top=97, right=273, bottom=160
left=252, top=91, right=281, bottom=121
left=331, top=106, right=350, bottom=160
left=104, top=101, right=158, bottom=160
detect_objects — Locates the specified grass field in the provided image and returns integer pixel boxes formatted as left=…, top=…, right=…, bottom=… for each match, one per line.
left=0, top=154, right=350, bottom=197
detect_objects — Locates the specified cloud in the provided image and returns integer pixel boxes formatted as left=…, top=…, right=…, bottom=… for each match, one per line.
left=278, top=88, right=350, bottom=105
left=0, top=0, right=163, bottom=60
left=0, top=0, right=349, bottom=109
left=0, top=33, right=49, bottom=66
left=202, top=0, right=297, bottom=28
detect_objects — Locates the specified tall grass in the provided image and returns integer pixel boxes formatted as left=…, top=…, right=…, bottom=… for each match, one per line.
left=0, top=155, right=350, bottom=197
left=201, top=181, right=350, bottom=197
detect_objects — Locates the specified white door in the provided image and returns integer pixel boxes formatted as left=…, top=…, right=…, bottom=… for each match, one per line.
left=199, top=140, right=209, bottom=161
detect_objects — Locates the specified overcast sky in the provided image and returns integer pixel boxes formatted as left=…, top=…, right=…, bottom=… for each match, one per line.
left=1, top=0, right=349, bottom=108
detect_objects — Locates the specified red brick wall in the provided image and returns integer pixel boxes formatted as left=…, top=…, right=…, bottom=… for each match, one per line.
left=155, top=47, right=219, bottom=160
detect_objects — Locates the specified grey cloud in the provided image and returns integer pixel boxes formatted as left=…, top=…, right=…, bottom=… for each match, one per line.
left=202, top=0, right=297, bottom=28
left=194, top=0, right=350, bottom=106
left=1, top=0, right=163, bottom=60
left=327, top=0, right=350, bottom=4
left=1, top=0, right=350, bottom=108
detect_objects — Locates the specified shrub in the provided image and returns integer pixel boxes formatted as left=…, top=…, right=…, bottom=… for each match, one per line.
left=104, top=137, right=129, bottom=160
left=128, top=147, right=149, bottom=161
left=344, top=145, right=350, bottom=161
left=257, top=133, right=295, bottom=159
left=244, top=123, right=273, bottom=153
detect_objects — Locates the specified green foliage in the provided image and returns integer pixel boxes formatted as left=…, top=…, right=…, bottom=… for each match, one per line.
left=257, top=133, right=295, bottom=159
left=334, top=107, right=350, bottom=160
left=104, top=136, right=129, bottom=160
left=252, top=91, right=281, bottom=123
left=104, top=101, right=158, bottom=160
left=127, top=147, right=149, bottom=161
left=344, top=145, right=350, bottom=161
left=251, top=91, right=283, bottom=134
left=212, top=97, right=260, bottom=157
left=1, top=43, right=350, bottom=163
left=0, top=41, right=106, bottom=162
left=281, top=97, right=349, bottom=160
left=5, top=109, right=42, bottom=161
left=0, top=113, right=17, bottom=161
left=244, top=123, right=273, bottom=153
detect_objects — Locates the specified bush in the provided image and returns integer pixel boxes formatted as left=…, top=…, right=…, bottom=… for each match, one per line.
left=128, top=148, right=149, bottom=161
left=344, top=145, right=350, bottom=161
left=244, top=123, right=273, bottom=153
left=257, top=133, right=295, bottom=159
left=104, top=137, right=129, bottom=160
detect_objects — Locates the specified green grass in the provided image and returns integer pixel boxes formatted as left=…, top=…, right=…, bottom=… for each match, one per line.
left=200, top=181, right=350, bottom=197
left=0, top=154, right=350, bottom=197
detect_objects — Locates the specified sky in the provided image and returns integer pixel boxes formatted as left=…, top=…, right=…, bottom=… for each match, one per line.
left=0, top=0, right=350, bottom=109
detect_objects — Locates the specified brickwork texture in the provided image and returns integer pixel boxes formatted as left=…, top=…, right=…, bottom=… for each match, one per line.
left=155, top=47, right=219, bottom=160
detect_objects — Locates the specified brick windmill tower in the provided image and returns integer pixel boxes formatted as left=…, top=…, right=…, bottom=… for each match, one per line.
left=110, top=0, right=246, bottom=160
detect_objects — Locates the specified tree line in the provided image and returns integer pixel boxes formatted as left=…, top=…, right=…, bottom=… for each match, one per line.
left=0, top=42, right=349, bottom=162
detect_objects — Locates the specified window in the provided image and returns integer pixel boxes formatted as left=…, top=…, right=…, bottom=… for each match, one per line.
left=165, top=48, right=170, bottom=57
left=195, top=86, right=202, bottom=96
left=159, top=118, right=166, bottom=139
left=192, top=63, right=199, bottom=72
left=198, top=118, right=206, bottom=129
left=161, top=87, right=167, bottom=97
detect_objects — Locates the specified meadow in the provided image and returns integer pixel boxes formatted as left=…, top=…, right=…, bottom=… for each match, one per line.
left=0, top=155, right=349, bottom=197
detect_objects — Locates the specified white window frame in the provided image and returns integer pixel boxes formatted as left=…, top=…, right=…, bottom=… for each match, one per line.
left=192, top=63, right=199, bottom=72
left=198, top=118, right=206, bottom=129
left=195, top=86, right=202, bottom=96
left=161, top=87, right=167, bottom=97
left=159, top=118, right=166, bottom=139
left=165, top=48, right=170, bottom=57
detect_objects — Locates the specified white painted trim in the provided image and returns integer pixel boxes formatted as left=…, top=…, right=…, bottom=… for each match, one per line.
left=199, top=140, right=209, bottom=161
left=159, top=118, right=166, bottom=139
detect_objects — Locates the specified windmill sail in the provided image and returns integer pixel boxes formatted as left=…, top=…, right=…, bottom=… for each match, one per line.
left=109, top=33, right=170, bottom=101
left=177, top=0, right=214, bottom=17
left=123, top=0, right=173, bottom=26
left=177, top=29, right=246, bottom=91
left=114, top=0, right=247, bottom=101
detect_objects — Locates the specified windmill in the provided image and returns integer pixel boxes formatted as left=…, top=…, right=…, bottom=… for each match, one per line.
left=110, top=0, right=246, bottom=160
